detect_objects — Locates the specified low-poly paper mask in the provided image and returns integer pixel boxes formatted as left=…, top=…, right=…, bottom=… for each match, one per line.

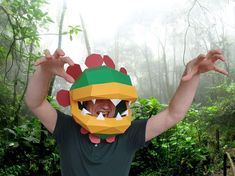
left=56, top=54, right=137, bottom=140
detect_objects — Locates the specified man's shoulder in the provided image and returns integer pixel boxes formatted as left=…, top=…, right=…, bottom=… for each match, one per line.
left=131, top=119, right=148, bottom=126
left=56, top=110, right=72, bottom=118
left=125, top=119, right=148, bottom=134
left=56, top=110, right=77, bottom=124
left=53, top=110, right=81, bottom=137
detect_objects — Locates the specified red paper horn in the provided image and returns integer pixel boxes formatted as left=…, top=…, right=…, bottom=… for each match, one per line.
left=120, top=67, right=127, bottom=74
left=66, top=64, right=82, bottom=80
left=103, top=55, right=115, bottom=69
left=56, top=90, right=70, bottom=107
left=85, top=54, right=103, bottom=68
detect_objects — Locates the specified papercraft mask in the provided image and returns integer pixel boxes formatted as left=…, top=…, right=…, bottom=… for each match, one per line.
left=56, top=54, right=137, bottom=143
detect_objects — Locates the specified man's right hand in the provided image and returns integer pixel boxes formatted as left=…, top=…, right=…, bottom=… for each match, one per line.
left=35, top=48, right=75, bottom=83
left=25, top=48, right=75, bottom=133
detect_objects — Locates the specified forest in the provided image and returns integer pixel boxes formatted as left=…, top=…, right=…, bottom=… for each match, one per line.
left=0, top=0, right=235, bottom=175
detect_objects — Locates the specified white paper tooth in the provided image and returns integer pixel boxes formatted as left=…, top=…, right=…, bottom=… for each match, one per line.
left=121, top=110, right=128, bottom=116
left=128, top=101, right=131, bottom=106
left=96, top=112, right=105, bottom=120
left=115, top=113, right=123, bottom=120
left=111, top=99, right=121, bottom=106
left=81, top=108, right=91, bottom=115
left=92, top=99, right=96, bottom=104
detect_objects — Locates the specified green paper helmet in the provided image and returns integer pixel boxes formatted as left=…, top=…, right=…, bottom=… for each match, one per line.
left=56, top=54, right=137, bottom=136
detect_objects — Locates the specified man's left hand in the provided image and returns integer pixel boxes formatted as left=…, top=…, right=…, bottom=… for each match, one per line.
left=182, top=49, right=229, bottom=81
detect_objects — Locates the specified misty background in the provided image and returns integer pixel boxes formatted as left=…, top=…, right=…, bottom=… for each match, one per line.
left=39, top=0, right=235, bottom=105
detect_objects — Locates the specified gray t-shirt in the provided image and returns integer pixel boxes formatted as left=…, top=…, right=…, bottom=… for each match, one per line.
left=53, top=110, right=148, bottom=176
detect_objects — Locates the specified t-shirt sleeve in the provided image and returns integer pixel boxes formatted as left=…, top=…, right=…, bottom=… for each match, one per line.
left=126, top=119, right=148, bottom=150
left=52, top=110, right=74, bottom=144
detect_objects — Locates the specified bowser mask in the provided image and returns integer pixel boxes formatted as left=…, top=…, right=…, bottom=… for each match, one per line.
left=56, top=54, right=137, bottom=143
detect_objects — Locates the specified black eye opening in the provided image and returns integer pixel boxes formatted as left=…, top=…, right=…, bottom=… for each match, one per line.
left=114, top=100, right=127, bottom=117
left=78, top=101, right=84, bottom=110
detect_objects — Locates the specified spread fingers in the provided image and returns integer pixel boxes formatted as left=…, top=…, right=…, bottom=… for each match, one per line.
left=61, top=56, right=75, bottom=66
left=214, top=66, right=228, bottom=76
left=53, top=48, right=65, bottom=59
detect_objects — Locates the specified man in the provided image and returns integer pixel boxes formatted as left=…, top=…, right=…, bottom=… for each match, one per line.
left=25, top=48, right=228, bottom=176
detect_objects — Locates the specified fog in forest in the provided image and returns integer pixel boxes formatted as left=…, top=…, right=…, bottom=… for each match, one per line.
left=40, top=0, right=235, bottom=104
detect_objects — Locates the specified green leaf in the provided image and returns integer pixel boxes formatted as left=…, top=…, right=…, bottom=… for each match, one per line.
left=4, top=128, right=16, bottom=136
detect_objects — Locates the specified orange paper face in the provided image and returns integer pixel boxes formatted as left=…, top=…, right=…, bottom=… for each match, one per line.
left=70, top=82, right=137, bottom=134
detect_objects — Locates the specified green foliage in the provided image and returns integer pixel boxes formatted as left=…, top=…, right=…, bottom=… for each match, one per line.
left=0, top=78, right=13, bottom=128
left=1, top=0, right=53, bottom=47
left=0, top=83, right=60, bottom=175
left=201, top=82, right=235, bottom=148
left=47, top=95, right=60, bottom=110
left=0, top=118, right=60, bottom=176
left=0, top=0, right=53, bottom=125
left=0, top=79, right=60, bottom=175
left=184, top=82, right=235, bottom=150
left=0, top=1, right=59, bottom=175
left=67, top=25, right=82, bottom=41
left=132, top=97, right=164, bottom=120
left=1, top=85, right=234, bottom=175
left=129, top=96, right=233, bottom=176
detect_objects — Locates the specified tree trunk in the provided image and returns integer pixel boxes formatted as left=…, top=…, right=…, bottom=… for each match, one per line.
left=114, top=32, right=120, bottom=67
left=141, top=44, right=154, bottom=96
left=160, top=42, right=171, bottom=100
left=14, top=58, right=32, bottom=125
left=58, top=0, right=67, bottom=49
left=80, top=14, right=91, bottom=55
left=172, top=44, right=176, bottom=91
left=48, top=0, right=67, bottom=96
left=13, top=41, right=24, bottom=126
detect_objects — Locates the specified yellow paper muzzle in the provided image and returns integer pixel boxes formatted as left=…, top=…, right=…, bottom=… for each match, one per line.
left=69, top=66, right=137, bottom=135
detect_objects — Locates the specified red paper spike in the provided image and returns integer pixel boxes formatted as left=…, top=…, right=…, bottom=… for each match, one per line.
left=85, top=54, right=103, bottom=68
left=103, top=55, right=115, bottom=69
left=89, top=134, right=101, bottom=144
left=120, top=67, right=127, bottom=74
left=56, top=90, right=70, bottom=107
left=80, top=127, right=89, bottom=134
left=66, top=64, right=82, bottom=80
left=106, top=136, right=116, bottom=143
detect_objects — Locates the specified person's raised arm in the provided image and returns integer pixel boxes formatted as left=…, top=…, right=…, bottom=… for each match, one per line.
left=145, top=49, right=228, bottom=141
left=25, top=49, right=74, bottom=133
